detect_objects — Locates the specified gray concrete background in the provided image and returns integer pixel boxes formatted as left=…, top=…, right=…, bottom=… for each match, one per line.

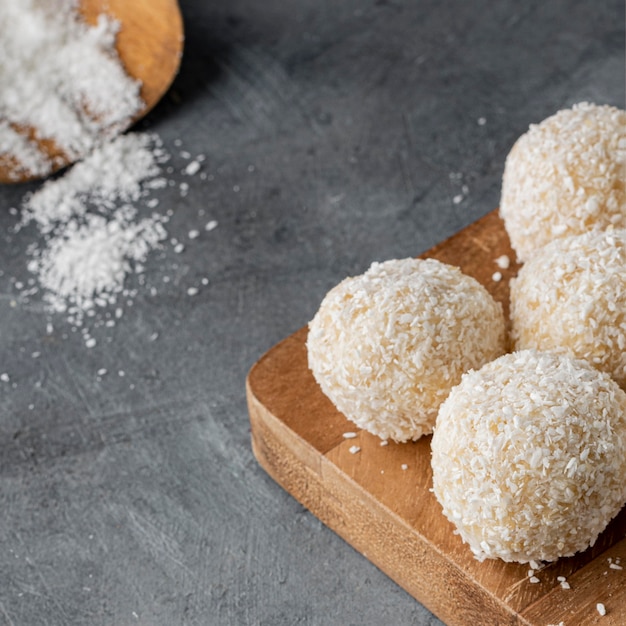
left=0, top=1, right=623, bottom=624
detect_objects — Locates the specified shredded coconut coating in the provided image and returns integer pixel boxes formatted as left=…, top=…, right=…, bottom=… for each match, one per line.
left=510, top=229, right=626, bottom=389
left=432, top=350, right=626, bottom=564
left=500, top=102, right=626, bottom=262
left=307, top=258, right=506, bottom=442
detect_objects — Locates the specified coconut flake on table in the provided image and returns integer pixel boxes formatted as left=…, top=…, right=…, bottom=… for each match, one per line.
left=30, top=211, right=167, bottom=316
left=19, top=133, right=166, bottom=233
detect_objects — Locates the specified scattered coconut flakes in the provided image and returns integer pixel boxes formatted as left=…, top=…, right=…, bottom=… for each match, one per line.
left=187, top=287, right=199, bottom=296
left=348, top=445, right=360, bottom=454
left=29, top=211, right=167, bottom=319
left=609, top=563, right=623, bottom=570
left=529, top=576, right=540, bottom=584
left=597, top=603, right=606, bottom=616
left=379, top=440, right=389, bottom=446
left=492, top=271, right=502, bottom=282
left=0, top=373, right=9, bottom=382
left=19, top=133, right=165, bottom=233
left=205, top=220, right=218, bottom=231
left=6, top=130, right=221, bottom=346
left=401, top=464, right=408, bottom=471
left=342, top=432, right=357, bottom=439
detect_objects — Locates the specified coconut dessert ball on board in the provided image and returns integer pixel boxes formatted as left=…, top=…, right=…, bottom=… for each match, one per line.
left=510, top=228, right=626, bottom=389
left=500, top=102, right=626, bottom=262
left=306, top=258, right=506, bottom=442
left=431, top=349, right=626, bottom=564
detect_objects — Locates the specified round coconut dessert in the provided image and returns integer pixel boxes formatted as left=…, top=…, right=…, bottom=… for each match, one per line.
left=500, top=102, right=626, bottom=262
left=431, top=349, right=626, bottom=564
left=510, top=228, right=626, bottom=389
left=306, top=258, right=506, bottom=442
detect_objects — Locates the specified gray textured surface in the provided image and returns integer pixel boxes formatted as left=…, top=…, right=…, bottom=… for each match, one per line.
left=0, top=1, right=624, bottom=624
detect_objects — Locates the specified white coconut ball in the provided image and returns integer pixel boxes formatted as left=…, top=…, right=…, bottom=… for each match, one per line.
left=431, top=349, right=626, bottom=564
left=510, top=228, right=626, bottom=389
left=306, top=258, right=506, bottom=442
left=500, top=102, right=626, bottom=262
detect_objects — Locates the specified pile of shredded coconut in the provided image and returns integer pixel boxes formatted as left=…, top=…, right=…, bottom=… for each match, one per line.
left=307, top=258, right=506, bottom=442
left=510, top=228, right=626, bottom=389
left=10, top=131, right=216, bottom=348
left=431, top=349, right=626, bottom=564
left=500, top=102, right=626, bottom=262
left=0, top=0, right=143, bottom=180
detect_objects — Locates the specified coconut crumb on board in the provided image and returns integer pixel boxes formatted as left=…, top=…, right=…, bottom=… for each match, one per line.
left=556, top=575, right=571, bottom=590
left=495, top=254, right=510, bottom=269
left=348, top=445, right=361, bottom=455
left=597, top=602, right=607, bottom=616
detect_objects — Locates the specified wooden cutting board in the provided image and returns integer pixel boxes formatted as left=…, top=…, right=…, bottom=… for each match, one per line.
left=246, top=209, right=626, bottom=625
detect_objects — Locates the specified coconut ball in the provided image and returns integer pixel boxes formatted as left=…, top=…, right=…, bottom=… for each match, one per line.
left=306, top=258, right=506, bottom=442
left=510, top=228, right=626, bottom=389
left=500, top=102, right=626, bottom=262
left=431, top=349, right=626, bottom=564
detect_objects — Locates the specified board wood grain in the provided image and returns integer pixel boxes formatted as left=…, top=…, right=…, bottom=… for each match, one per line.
left=246, top=209, right=626, bottom=625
